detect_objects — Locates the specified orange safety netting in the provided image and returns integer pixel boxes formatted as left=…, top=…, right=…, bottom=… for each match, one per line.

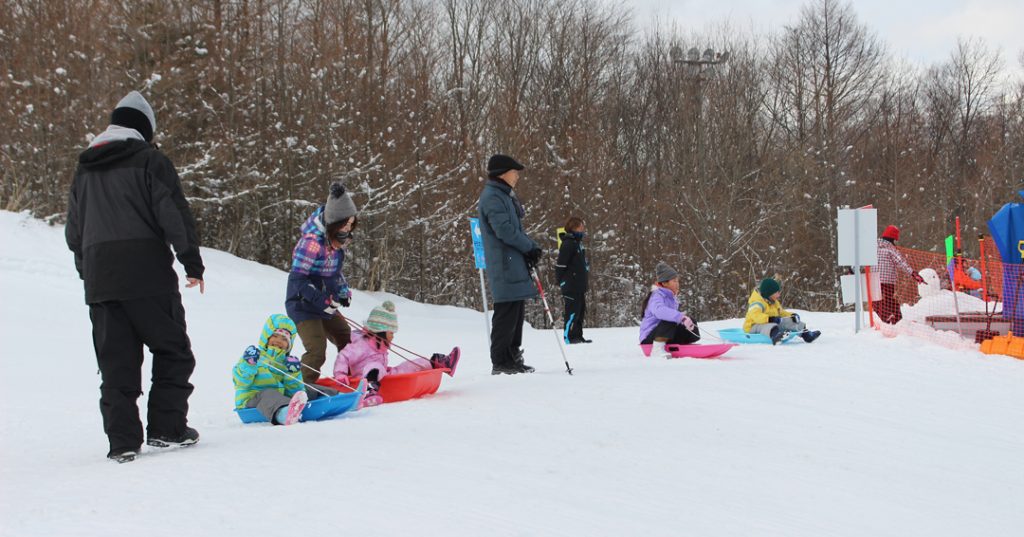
left=867, top=237, right=1015, bottom=347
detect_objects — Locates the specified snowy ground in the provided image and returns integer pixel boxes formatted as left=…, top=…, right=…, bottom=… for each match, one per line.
left=1, top=210, right=1022, bottom=537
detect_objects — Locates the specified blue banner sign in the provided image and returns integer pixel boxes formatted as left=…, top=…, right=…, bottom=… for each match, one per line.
left=469, top=218, right=486, bottom=269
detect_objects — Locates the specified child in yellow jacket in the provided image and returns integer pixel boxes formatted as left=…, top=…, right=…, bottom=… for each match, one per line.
left=743, top=278, right=821, bottom=345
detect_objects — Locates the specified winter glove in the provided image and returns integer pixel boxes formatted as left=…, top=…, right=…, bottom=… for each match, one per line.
left=242, top=346, right=260, bottom=366
left=284, top=355, right=302, bottom=374
left=768, top=316, right=781, bottom=324
left=681, top=315, right=695, bottom=331
left=524, top=248, right=543, bottom=270
left=323, top=299, right=343, bottom=315
left=337, top=287, right=352, bottom=308
left=790, top=313, right=800, bottom=323
left=912, top=273, right=925, bottom=283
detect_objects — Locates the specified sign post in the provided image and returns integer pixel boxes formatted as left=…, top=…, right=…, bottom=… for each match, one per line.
left=469, top=218, right=490, bottom=344
left=838, top=207, right=878, bottom=333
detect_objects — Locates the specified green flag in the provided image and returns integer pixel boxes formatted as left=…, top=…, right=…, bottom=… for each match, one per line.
left=945, top=235, right=954, bottom=262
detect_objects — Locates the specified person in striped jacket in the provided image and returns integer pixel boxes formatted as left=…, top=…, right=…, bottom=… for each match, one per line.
left=233, top=314, right=336, bottom=425
left=873, top=225, right=925, bottom=324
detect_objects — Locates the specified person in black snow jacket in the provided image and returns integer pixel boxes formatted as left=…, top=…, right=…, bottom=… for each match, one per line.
left=555, top=217, right=591, bottom=344
left=65, top=91, right=205, bottom=463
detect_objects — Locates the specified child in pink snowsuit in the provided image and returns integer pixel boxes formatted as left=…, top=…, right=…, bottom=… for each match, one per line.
left=333, top=301, right=458, bottom=405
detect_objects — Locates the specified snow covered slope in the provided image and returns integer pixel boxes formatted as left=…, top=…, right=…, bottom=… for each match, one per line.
left=1, top=210, right=1022, bottom=537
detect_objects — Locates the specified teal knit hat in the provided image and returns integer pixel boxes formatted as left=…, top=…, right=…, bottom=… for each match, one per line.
left=366, top=301, right=398, bottom=333
left=759, top=278, right=781, bottom=298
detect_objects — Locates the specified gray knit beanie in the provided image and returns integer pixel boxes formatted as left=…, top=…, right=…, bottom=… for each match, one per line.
left=110, top=91, right=156, bottom=142
left=655, top=261, right=678, bottom=283
left=324, top=182, right=358, bottom=226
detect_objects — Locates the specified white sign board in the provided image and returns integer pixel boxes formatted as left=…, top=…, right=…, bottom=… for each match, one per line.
left=837, top=208, right=878, bottom=266
left=840, top=272, right=882, bottom=305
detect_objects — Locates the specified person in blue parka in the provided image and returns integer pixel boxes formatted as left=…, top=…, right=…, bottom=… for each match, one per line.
left=478, top=154, right=542, bottom=375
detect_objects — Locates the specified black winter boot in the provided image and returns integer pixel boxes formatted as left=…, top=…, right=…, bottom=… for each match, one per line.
left=801, top=330, right=821, bottom=343
left=147, top=426, right=200, bottom=448
left=491, top=363, right=523, bottom=375
left=512, top=349, right=535, bottom=373
left=107, top=447, right=138, bottom=464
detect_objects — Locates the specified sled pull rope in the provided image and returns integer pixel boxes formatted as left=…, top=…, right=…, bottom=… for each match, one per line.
left=263, top=362, right=334, bottom=397
left=337, top=314, right=431, bottom=370
left=296, top=362, right=361, bottom=392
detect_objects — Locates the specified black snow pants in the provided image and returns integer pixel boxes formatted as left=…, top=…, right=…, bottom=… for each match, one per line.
left=490, top=300, right=525, bottom=367
left=562, top=294, right=586, bottom=343
left=640, top=320, right=701, bottom=345
left=89, top=293, right=195, bottom=455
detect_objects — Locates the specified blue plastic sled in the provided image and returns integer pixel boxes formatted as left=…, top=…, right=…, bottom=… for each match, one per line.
left=235, top=380, right=366, bottom=424
left=717, top=328, right=799, bottom=345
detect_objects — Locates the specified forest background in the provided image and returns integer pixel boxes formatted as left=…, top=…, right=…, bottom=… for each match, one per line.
left=3, top=0, right=1021, bottom=327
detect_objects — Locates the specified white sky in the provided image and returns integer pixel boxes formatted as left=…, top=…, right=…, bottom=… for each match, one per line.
left=628, top=0, right=1024, bottom=83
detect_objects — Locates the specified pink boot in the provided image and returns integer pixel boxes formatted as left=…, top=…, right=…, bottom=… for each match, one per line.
left=283, top=391, right=308, bottom=425
left=430, top=347, right=461, bottom=377
left=360, top=391, right=384, bottom=408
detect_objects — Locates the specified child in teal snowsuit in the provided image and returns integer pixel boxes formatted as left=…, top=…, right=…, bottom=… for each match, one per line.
left=233, top=314, right=335, bottom=425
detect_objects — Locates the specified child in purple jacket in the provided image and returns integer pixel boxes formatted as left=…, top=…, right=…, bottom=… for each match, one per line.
left=333, top=301, right=459, bottom=406
left=638, top=261, right=700, bottom=357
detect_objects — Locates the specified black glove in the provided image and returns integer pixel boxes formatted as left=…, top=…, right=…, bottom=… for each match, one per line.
left=524, top=248, right=543, bottom=269
left=336, top=288, right=352, bottom=308
left=767, top=316, right=781, bottom=324
left=790, top=313, right=800, bottom=323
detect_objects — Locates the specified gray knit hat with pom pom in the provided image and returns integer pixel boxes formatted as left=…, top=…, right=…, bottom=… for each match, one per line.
left=324, top=182, right=358, bottom=226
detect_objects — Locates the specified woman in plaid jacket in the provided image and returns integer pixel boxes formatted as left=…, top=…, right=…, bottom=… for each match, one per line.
left=286, top=183, right=358, bottom=383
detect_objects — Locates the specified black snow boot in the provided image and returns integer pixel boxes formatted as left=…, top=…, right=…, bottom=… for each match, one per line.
left=512, top=349, right=535, bottom=373
left=770, top=327, right=785, bottom=346
left=801, top=330, right=821, bottom=343
left=147, top=426, right=200, bottom=448
left=491, top=363, right=522, bottom=375
left=107, top=448, right=138, bottom=464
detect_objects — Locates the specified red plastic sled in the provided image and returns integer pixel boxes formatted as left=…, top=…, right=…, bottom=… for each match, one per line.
left=639, top=343, right=736, bottom=359
left=316, top=367, right=450, bottom=404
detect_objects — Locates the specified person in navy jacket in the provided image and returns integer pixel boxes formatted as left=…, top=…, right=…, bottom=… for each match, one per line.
left=285, top=182, right=358, bottom=384
left=555, top=217, right=591, bottom=344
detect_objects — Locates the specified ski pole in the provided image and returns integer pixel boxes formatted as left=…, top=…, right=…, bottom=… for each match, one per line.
left=337, top=314, right=431, bottom=370
left=951, top=216, right=963, bottom=336
left=979, top=235, right=990, bottom=303
left=530, top=266, right=574, bottom=375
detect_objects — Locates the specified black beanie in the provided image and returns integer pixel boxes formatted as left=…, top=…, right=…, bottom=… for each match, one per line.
left=109, top=91, right=156, bottom=142
left=486, top=154, right=525, bottom=178
left=111, top=108, right=153, bottom=142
